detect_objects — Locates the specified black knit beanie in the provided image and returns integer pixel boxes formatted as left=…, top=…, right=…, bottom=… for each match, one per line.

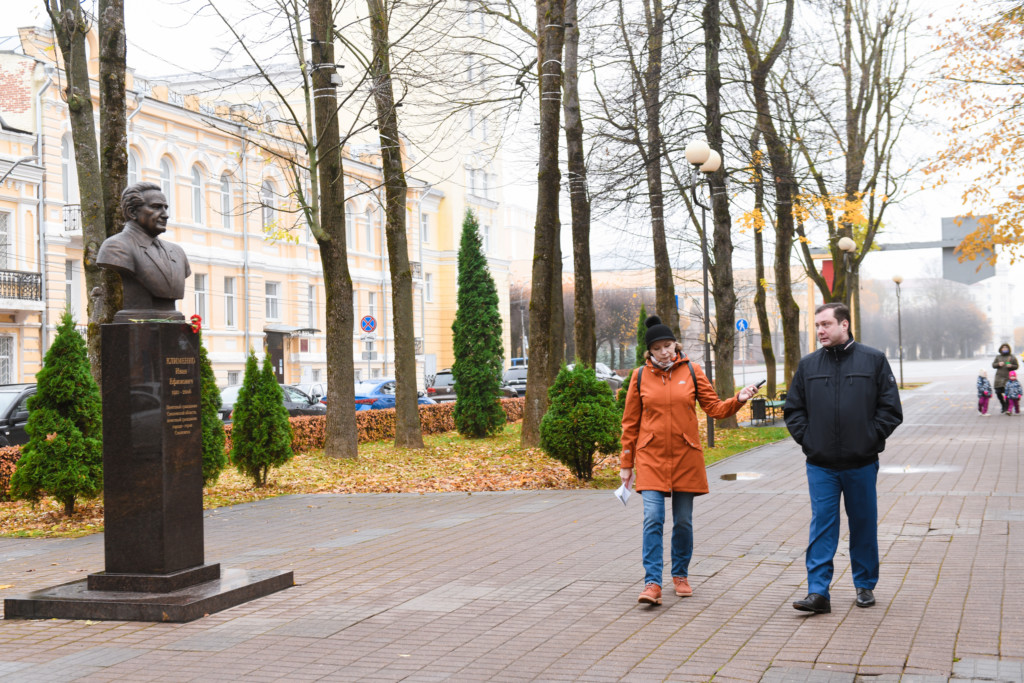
left=644, top=315, right=676, bottom=349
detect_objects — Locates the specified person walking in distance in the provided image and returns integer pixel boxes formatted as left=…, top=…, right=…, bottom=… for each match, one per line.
left=783, top=303, right=903, bottom=614
left=620, top=316, right=762, bottom=606
left=977, top=370, right=993, bottom=416
left=991, top=343, right=1018, bottom=414
left=1004, top=371, right=1022, bottom=415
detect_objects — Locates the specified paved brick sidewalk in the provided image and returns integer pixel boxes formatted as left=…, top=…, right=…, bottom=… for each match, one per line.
left=1, top=376, right=1022, bottom=682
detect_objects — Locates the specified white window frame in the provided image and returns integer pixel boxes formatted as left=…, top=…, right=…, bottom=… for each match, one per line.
left=368, top=291, right=376, bottom=319
left=227, top=370, right=240, bottom=385
left=345, top=204, right=355, bottom=246
left=364, top=207, right=373, bottom=253
left=307, top=284, right=317, bottom=328
left=420, top=212, right=430, bottom=244
left=220, top=173, right=232, bottom=229
left=424, top=272, right=433, bottom=302
left=265, top=281, right=281, bottom=320
left=224, top=277, right=236, bottom=328
left=194, top=273, right=207, bottom=321
left=261, top=179, right=276, bottom=230
left=159, top=158, right=174, bottom=203
left=0, top=212, right=10, bottom=270
left=0, top=335, right=12, bottom=384
left=191, top=165, right=204, bottom=224
left=127, top=150, right=140, bottom=187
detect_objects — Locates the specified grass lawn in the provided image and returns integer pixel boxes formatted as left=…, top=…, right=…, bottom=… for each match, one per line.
left=0, top=409, right=791, bottom=538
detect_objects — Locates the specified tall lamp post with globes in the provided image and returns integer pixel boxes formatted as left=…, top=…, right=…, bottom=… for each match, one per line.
left=684, top=140, right=721, bottom=447
left=892, top=275, right=904, bottom=389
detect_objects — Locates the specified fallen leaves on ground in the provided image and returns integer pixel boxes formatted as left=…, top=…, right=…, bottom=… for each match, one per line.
left=1, top=414, right=790, bottom=538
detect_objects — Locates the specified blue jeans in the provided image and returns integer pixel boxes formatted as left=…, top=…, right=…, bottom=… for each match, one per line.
left=805, top=461, right=879, bottom=600
left=641, top=490, right=695, bottom=586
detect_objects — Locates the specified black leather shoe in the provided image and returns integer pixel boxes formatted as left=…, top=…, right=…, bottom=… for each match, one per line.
left=793, top=593, right=831, bottom=614
left=856, top=588, right=875, bottom=608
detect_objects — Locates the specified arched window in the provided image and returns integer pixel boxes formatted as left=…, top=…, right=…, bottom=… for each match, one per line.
left=159, top=158, right=173, bottom=202
left=191, top=165, right=204, bottom=224
left=127, top=150, right=140, bottom=186
left=220, top=173, right=232, bottom=229
left=61, top=135, right=73, bottom=203
left=345, top=204, right=355, bottom=246
left=261, top=179, right=275, bottom=229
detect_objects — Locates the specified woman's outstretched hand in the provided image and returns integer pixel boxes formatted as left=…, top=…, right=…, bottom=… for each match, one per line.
left=738, top=383, right=762, bottom=403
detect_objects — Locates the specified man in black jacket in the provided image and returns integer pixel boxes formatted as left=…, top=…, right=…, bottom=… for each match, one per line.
left=783, top=303, right=903, bottom=615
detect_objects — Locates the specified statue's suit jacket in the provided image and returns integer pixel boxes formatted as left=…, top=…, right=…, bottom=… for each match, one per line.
left=96, top=223, right=191, bottom=301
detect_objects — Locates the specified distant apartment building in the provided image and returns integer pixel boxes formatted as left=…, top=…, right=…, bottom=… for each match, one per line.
left=0, top=21, right=520, bottom=386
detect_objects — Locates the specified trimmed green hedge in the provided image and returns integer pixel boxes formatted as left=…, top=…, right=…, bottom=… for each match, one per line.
left=0, top=398, right=526, bottom=497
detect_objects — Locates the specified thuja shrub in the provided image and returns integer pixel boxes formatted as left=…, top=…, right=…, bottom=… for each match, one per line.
left=230, top=351, right=293, bottom=487
left=199, top=334, right=227, bottom=486
left=540, top=363, right=621, bottom=480
left=9, top=312, right=103, bottom=515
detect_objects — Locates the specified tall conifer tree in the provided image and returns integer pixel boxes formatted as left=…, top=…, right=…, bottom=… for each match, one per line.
left=9, top=312, right=102, bottom=515
left=452, top=210, right=506, bottom=438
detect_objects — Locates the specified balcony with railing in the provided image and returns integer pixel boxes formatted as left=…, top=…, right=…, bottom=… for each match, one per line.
left=0, top=269, right=43, bottom=304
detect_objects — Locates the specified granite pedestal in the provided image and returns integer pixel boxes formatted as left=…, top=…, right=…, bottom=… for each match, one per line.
left=4, top=321, right=292, bottom=622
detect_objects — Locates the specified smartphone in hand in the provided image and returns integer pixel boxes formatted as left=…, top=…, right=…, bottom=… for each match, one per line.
left=755, top=379, right=766, bottom=389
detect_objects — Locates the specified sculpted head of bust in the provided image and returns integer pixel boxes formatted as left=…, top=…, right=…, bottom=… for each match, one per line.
left=122, top=182, right=169, bottom=237
left=96, top=181, right=192, bottom=321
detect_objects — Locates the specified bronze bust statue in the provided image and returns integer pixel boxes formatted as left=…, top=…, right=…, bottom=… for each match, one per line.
left=97, top=182, right=191, bottom=322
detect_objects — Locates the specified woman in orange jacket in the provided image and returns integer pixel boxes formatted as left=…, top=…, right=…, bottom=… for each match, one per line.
left=621, top=315, right=761, bottom=605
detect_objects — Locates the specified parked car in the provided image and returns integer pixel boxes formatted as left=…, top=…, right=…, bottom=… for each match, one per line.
left=219, top=384, right=327, bottom=423
left=566, top=362, right=624, bottom=393
left=426, top=369, right=518, bottom=402
left=0, top=383, right=36, bottom=447
left=294, top=382, right=328, bottom=404
left=354, top=379, right=437, bottom=411
left=502, top=367, right=529, bottom=397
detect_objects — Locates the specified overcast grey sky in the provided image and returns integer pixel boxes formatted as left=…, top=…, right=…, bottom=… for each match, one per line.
left=5, top=0, right=1018, bottom=284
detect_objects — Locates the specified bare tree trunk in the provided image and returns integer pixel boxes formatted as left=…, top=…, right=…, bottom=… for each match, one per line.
left=729, top=0, right=800, bottom=384
left=642, top=0, right=678, bottom=337
left=93, top=0, right=127, bottom=383
left=703, top=0, right=737, bottom=427
left=45, top=2, right=107, bottom=383
left=749, top=136, right=777, bottom=397
left=563, top=0, right=595, bottom=368
left=521, top=0, right=565, bottom=448
left=367, top=0, right=423, bottom=449
left=310, top=0, right=358, bottom=458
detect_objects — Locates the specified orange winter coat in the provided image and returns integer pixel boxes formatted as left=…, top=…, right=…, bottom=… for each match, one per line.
left=620, top=346, right=744, bottom=495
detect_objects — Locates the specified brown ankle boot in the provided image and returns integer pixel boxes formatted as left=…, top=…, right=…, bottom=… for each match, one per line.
left=638, top=583, right=662, bottom=605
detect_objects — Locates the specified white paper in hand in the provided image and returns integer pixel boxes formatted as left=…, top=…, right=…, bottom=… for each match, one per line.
left=614, top=472, right=635, bottom=506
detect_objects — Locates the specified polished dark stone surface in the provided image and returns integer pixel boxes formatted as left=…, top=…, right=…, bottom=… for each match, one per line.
left=4, top=568, right=294, bottom=623
left=101, top=322, right=204, bottom=575
left=87, top=563, right=221, bottom=593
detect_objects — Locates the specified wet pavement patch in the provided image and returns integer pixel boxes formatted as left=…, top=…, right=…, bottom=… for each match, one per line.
left=720, top=472, right=763, bottom=481
left=880, top=465, right=961, bottom=474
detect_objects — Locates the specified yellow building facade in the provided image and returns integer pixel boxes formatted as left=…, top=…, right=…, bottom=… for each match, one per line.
left=0, top=24, right=515, bottom=388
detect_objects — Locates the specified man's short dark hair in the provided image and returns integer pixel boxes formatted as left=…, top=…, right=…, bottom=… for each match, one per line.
left=815, top=302, right=850, bottom=325
left=121, top=182, right=163, bottom=220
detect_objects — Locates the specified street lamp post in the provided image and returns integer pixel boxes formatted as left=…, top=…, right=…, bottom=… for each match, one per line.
left=892, top=275, right=904, bottom=389
left=684, top=140, right=721, bottom=448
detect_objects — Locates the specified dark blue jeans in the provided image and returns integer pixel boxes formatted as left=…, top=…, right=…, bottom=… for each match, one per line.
left=641, top=490, right=695, bottom=586
left=805, top=461, right=879, bottom=600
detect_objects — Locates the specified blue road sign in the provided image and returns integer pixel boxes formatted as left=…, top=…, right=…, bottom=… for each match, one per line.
left=360, top=315, right=377, bottom=333
left=736, top=319, right=749, bottom=332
